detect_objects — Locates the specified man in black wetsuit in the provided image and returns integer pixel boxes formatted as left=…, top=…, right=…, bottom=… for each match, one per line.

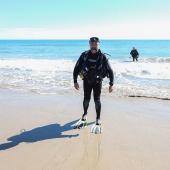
left=130, top=47, right=139, bottom=62
left=72, top=37, right=114, bottom=133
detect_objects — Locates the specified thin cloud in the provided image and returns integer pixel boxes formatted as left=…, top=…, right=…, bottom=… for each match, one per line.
left=0, top=19, right=170, bottom=40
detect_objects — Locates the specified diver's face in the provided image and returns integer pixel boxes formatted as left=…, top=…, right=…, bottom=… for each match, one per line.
left=90, top=41, right=99, bottom=53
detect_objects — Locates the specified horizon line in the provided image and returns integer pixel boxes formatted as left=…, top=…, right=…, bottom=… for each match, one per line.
left=0, top=39, right=170, bottom=41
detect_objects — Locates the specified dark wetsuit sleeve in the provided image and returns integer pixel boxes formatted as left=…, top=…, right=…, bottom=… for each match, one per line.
left=73, top=54, right=84, bottom=83
left=103, top=55, right=114, bottom=86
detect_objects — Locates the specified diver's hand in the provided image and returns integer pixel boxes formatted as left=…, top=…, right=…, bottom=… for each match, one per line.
left=109, top=85, right=113, bottom=93
left=74, top=83, right=79, bottom=90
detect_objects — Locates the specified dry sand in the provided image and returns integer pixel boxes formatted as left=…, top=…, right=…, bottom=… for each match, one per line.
left=0, top=89, right=170, bottom=170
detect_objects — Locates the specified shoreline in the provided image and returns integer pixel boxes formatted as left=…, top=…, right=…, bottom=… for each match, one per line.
left=0, top=87, right=170, bottom=101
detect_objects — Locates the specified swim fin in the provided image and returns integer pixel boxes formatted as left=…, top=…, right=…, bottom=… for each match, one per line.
left=91, top=119, right=102, bottom=134
left=72, top=119, right=87, bottom=129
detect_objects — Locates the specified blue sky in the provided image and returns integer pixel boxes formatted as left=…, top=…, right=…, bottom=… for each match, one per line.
left=0, top=0, right=170, bottom=39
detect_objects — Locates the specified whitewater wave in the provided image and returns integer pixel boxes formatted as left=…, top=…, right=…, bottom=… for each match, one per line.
left=141, top=57, right=170, bottom=63
left=0, top=58, right=170, bottom=79
left=0, top=58, right=170, bottom=99
left=0, top=58, right=75, bottom=72
left=111, top=60, right=170, bottom=80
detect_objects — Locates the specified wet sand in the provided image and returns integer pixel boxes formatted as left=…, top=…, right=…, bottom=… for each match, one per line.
left=0, top=89, right=170, bottom=170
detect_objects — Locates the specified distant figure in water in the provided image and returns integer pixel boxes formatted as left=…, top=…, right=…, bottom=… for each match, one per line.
left=130, top=47, right=139, bottom=62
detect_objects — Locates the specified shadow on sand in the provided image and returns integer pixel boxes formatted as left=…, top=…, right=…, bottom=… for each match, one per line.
left=0, top=119, right=94, bottom=151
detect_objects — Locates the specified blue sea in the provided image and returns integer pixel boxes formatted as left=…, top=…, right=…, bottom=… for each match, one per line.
left=0, top=40, right=170, bottom=99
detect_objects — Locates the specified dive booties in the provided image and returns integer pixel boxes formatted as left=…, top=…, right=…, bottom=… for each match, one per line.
left=91, top=119, right=102, bottom=134
left=72, top=117, right=87, bottom=129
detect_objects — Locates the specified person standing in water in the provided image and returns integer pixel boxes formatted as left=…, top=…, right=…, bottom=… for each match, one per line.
left=130, top=47, right=139, bottom=62
left=72, top=37, right=114, bottom=134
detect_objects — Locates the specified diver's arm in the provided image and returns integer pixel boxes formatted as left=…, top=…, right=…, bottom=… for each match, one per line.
left=137, top=51, right=139, bottom=57
left=107, top=60, right=114, bottom=86
left=73, top=54, right=84, bottom=83
left=103, top=55, right=114, bottom=86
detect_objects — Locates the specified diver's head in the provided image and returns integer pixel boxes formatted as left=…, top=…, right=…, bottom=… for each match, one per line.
left=89, top=37, right=100, bottom=54
left=133, top=47, right=136, bottom=50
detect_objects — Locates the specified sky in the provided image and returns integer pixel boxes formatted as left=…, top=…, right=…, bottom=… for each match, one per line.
left=0, top=0, right=170, bottom=39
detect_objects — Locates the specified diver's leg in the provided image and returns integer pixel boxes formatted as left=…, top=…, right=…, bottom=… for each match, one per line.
left=93, top=82, right=102, bottom=122
left=133, top=57, right=135, bottom=62
left=90, top=82, right=102, bottom=133
left=72, top=80, right=92, bottom=129
left=82, top=80, right=92, bottom=120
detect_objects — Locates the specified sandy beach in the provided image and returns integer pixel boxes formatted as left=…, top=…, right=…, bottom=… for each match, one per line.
left=0, top=88, right=170, bottom=170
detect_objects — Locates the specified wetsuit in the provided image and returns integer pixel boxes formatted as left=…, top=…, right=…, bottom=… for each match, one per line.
left=73, top=50, right=114, bottom=120
left=130, top=49, right=139, bottom=61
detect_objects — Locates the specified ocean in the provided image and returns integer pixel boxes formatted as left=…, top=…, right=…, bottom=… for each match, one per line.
left=0, top=40, right=170, bottom=99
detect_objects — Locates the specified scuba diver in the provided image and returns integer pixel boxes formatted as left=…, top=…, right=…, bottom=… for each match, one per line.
left=130, top=47, right=139, bottom=62
left=72, top=37, right=114, bottom=134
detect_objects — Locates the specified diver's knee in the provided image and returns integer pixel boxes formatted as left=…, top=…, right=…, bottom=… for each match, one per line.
left=94, top=100, right=101, bottom=110
left=83, top=100, right=90, bottom=108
